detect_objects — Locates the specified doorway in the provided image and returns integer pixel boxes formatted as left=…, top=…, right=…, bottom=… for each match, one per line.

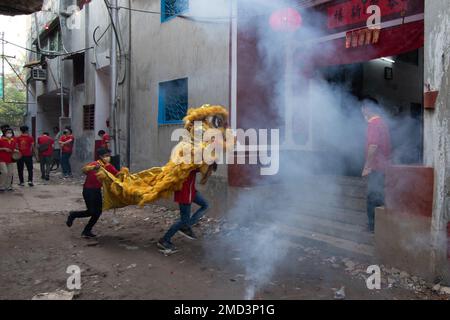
left=317, top=48, right=424, bottom=177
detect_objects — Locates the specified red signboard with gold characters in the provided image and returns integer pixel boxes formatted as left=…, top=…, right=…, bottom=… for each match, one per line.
left=328, top=0, right=409, bottom=29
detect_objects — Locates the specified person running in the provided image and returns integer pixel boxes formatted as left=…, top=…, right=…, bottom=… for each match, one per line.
left=37, top=132, right=54, bottom=181
left=0, top=128, right=16, bottom=192
left=66, top=148, right=119, bottom=238
left=157, top=169, right=209, bottom=253
left=15, top=126, right=35, bottom=187
left=59, top=128, right=74, bottom=178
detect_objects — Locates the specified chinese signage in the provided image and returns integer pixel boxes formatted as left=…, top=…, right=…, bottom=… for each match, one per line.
left=328, top=0, right=409, bottom=29
left=345, top=28, right=380, bottom=48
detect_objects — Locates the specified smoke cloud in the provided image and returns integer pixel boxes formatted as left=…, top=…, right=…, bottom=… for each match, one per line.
left=189, top=0, right=424, bottom=299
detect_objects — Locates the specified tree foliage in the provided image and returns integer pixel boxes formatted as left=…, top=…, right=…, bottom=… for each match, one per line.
left=0, top=74, right=27, bottom=127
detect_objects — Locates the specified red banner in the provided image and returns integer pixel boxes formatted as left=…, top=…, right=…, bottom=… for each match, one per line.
left=328, top=0, right=409, bottom=29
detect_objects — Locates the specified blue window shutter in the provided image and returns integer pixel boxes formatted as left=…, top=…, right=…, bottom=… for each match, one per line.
left=161, top=0, right=189, bottom=23
left=158, top=78, right=188, bottom=125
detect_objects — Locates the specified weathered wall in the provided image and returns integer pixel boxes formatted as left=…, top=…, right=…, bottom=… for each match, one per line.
left=423, top=0, right=450, bottom=281
left=127, top=0, right=231, bottom=178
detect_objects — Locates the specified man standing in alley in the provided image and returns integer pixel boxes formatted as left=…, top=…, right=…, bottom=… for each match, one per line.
left=0, top=128, right=16, bottom=192
left=38, top=132, right=54, bottom=181
left=16, top=126, right=35, bottom=187
left=66, top=148, right=119, bottom=238
left=98, top=130, right=111, bottom=150
left=361, top=96, right=392, bottom=233
left=52, top=126, right=62, bottom=171
left=59, top=128, right=74, bottom=178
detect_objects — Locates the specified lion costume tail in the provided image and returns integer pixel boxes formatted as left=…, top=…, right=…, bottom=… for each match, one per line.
left=96, top=104, right=230, bottom=211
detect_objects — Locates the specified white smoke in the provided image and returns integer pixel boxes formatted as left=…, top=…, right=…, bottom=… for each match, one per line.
left=188, top=0, right=424, bottom=299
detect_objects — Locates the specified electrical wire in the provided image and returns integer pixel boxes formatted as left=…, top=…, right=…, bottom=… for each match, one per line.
left=93, top=24, right=111, bottom=47
left=1, top=38, right=93, bottom=58
left=103, top=0, right=123, bottom=55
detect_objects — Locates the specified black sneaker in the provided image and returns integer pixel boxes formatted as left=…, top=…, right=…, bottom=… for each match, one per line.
left=18, top=182, right=24, bottom=187
left=179, top=227, right=197, bottom=240
left=81, top=231, right=97, bottom=238
left=157, top=239, right=178, bottom=252
left=28, top=182, right=34, bottom=187
left=66, top=213, right=75, bottom=228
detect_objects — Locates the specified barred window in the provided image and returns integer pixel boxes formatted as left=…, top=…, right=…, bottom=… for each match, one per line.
left=158, top=78, right=188, bottom=125
left=83, top=104, right=95, bottom=130
left=161, top=0, right=189, bottom=23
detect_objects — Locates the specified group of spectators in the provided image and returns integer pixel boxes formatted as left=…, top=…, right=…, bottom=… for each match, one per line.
left=0, top=124, right=81, bottom=192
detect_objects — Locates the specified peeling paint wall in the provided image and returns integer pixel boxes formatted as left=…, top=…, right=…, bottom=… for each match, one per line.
left=423, top=0, right=450, bottom=280
left=127, top=0, right=231, bottom=174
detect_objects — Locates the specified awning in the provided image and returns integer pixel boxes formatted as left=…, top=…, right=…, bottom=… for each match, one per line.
left=296, top=19, right=424, bottom=72
left=24, top=60, right=42, bottom=69
left=0, top=0, right=43, bottom=16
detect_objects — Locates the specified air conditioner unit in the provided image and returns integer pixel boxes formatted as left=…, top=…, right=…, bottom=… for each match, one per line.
left=31, top=68, right=47, bottom=81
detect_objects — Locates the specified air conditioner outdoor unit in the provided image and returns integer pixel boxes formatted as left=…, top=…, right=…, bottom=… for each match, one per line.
left=31, top=68, right=47, bottom=81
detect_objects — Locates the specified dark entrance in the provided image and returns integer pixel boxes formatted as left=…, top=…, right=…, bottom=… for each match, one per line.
left=318, top=48, right=424, bottom=177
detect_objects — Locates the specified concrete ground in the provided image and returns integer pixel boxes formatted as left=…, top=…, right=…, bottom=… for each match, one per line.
left=0, top=168, right=449, bottom=300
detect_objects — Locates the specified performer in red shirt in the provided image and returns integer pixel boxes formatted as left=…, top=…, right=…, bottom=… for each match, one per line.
left=98, top=130, right=111, bottom=150
left=66, top=148, right=119, bottom=238
left=157, top=166, right=212, bottom=253
left=15, top=126, right=35, bottom=187
left=59, top=128, right=75, bottom=178
left=0, top=128, right=16, bottom=192
left=37, top=132, right=54, bottom=181
left=361, top=96, right=392, bottom=233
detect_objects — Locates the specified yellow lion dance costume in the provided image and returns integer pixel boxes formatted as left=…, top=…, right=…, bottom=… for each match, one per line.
left=97, top=104, right=233, bottom=210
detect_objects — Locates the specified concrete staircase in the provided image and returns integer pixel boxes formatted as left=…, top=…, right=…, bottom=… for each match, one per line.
left=229, top=175, right=374, bottom=259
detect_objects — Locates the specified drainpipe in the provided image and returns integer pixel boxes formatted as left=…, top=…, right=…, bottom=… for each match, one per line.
left=126, top=0, right=132, bottom=168
left=110, top=0, right=118, bottom=156
left=60, top=56, right=64, bottom=119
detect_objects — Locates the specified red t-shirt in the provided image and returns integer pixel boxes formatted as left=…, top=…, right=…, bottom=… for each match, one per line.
left=84, top=161, right=119, bottom=189
left=37, top=135, right=55, bottom=157
left=174, top=171, right=197, bottom=204
left=60, top=134, right=74, bottom=154
left=16, top=134, right=34, bottom=157
left=101, top=134, right=111, bottom=149
left=0, top=137, right=16, bottom=163
left=366, top=116, right=392, bottom=172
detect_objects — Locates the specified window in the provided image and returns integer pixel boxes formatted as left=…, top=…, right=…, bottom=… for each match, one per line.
left=83, top=104, right=95, bottom=130
left=158, top=78, right=188, bottom=125
left=73, top=53, right=85, bottom=86
left=161, top=0, right=189, bottom=23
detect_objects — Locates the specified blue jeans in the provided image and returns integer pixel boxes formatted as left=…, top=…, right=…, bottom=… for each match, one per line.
left=61, top=152, right=72, bottom=176
left=367, top=171, right=385, bottom=231
left=163, top=192, right=209, bottom=242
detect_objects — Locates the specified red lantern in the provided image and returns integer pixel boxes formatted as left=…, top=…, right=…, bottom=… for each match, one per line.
left=269, top=8, right=302, bottom=32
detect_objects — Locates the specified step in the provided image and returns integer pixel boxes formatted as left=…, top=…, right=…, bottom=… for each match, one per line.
left=285, top=194, right=367, bottom=212
left=284, top=214, right=373, bottom=245
left=257, top=202, right=367, bottom=226
left=294, top=205, right=367, bottom=227
left=255, top=221, right=375, bottom=258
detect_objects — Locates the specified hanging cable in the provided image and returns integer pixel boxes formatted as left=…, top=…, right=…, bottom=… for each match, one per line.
left=93, top=24, right=112, bottom=47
